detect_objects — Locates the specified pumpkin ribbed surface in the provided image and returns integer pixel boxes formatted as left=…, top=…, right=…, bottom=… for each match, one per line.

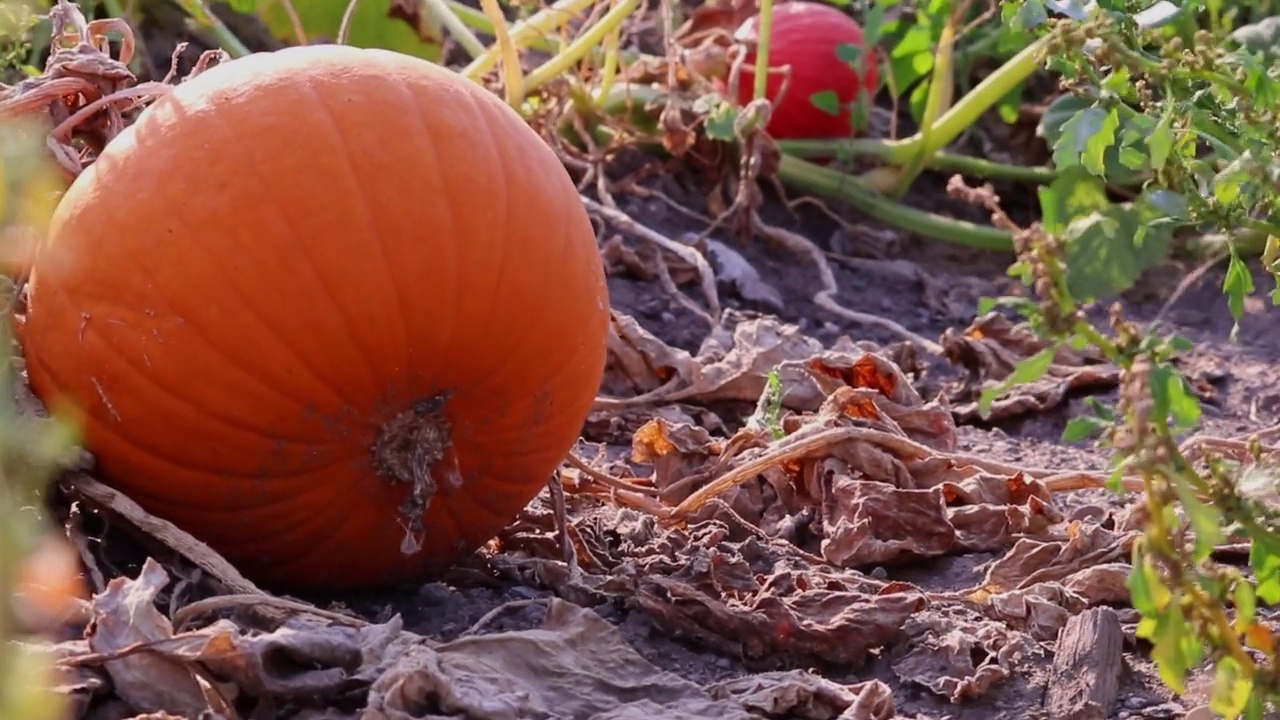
left=21, top=45, right=610, bottom=594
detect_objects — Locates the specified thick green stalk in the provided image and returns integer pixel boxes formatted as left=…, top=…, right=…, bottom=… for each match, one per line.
left=777, top=155, right=1014, bottom=251
left=419, top=0, right=487, bottom=59
left=911, top=32, right=1051, bottom=158
left=753, top=0, right=774, bottom=102
left=780, top=140, right=1057, bottom=184
left=893, top=17, right=958, bottom=196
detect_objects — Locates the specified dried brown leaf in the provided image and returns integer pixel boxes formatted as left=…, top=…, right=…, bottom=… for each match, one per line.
left=942, top=312, right=1120, bottom=422
left=977, top=522, right=1138, bottom=593
left=604, top=312, right=699, bottom=396
left=820, top=479, right=956, bottom=567
left=891, top=613, right=1041, bottom=702
left=364, top=598, right=758, bottom=720
left=707, top=671, right=896, bottom=720
left=85, top=559, right=212, bottom=717
left=672, top=0, right=759, bottom=47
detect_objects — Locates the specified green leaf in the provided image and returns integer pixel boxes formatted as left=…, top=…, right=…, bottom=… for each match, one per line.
left=1249, top=532, right=1280, bottom=604
left=1173, top=482, right=1222, bottom=562
left=1147, top=107, right=1175, bottom=171
left=1039, top=167, right=1110, bottom=234
left=1052, top=105, right=1119, bottom=176
left=1062, top=202, right=1173, bottom=301
left=1133, top=0, right=1182, bottom=29
left=1210, top=657, right=1253, bottom=720
left=978, top=346, right=1057, bottom=417
left=702, top=102, right=739, bottom=142
left=810, top=90, right=842, bottom=117
left=1234, top=581, right=1257, bottom=629
left=1223, top=251, right=1256, bottom=341
left=1148, top=363, right=1201, bottom=430
left=1063, top=414, right=1108, bottom=442
left=1128, top=545, right=1170, bottom=616
left=1006, top=0, right=1049, bottom=30
left=256, top=0, right=443, bottom=61
left=1150, top=601, right=1195, bottom=694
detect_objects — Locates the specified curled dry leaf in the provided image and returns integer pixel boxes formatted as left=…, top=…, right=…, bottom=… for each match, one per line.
left=891, top=612, right=1042, bottom=702
left=707, top=671, right=896, bottom=720
left=976, top=521, right=1138, bottom=594
left=941, top=312, right=1120, bottom=422
left=983, top=562, right=1135, bottom=641
left=365, top=598, right=759, bottom=720
left=84, top=559, right=214, bottom=717
left=503, top=507, right=930, bottom=668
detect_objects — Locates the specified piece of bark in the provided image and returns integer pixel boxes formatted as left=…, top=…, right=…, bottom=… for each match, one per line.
left=1041, top=606, right=1124, bottom=720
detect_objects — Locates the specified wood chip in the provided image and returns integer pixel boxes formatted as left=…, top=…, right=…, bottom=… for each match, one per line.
left=1041, top=606, right=1124, bottom=720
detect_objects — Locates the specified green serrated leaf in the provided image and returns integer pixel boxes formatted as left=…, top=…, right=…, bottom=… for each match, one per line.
left=1039, top=167, right=1110, bottom=234
left=1062, top=203, right=1173, bottom=301
left=703, top=104, right=739, bottom=142
left=1008, top=0, right=1048, bottom=30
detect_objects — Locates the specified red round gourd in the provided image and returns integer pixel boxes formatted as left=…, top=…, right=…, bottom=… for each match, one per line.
left=734, top=1, right=880, bottom=140
left=19, top=45, right=611, bottom=594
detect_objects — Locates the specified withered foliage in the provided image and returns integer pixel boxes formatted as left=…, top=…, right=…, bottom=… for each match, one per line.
left=8, top=4, right=1157, bottom=720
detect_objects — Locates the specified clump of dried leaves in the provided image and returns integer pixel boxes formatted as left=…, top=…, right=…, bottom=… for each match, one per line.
left=23, top=306, right=1152, bottom=720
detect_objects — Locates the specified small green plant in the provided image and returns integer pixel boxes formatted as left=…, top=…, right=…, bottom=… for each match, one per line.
left=942, top=1, right=1280, bottom=714
left=0, top=116, right=85, bottom=720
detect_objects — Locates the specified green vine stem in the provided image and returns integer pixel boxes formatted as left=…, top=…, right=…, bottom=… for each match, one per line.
left=782, top=141, right=1057, bottom=184
left=777, top=154, right=1014, bottom=251
left=778, top=32, right=1054, bottom=173
left=419, top=0, right=487, bottom=60
left=752, top=0, right=773, bottom=102
left=170, top=0, right=250, bottom=58
left=461, top=0, right=599, bottom=81
left=892, top=13, right=958, bottom=196
left=521, top=0, right=640, bottom=95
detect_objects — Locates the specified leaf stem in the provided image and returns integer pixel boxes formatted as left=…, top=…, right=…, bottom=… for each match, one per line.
left=476, top=0, right=523, bottom=105
left=522, top=0, right=640, bottom=95
left=777, top=154, right=1014, bottom=251
left=460, top=0, right=599, bottom=81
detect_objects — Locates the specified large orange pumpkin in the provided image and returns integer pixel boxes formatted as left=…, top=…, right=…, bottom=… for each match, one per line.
left=20, top=45, right=610, bottom=594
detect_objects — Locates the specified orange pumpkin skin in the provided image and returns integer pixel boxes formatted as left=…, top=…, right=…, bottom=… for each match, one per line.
left=21, top=45, right=610, bottom=594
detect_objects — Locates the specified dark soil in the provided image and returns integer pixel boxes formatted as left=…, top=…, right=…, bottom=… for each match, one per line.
left=63, top=4, right=1280, bottom=720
